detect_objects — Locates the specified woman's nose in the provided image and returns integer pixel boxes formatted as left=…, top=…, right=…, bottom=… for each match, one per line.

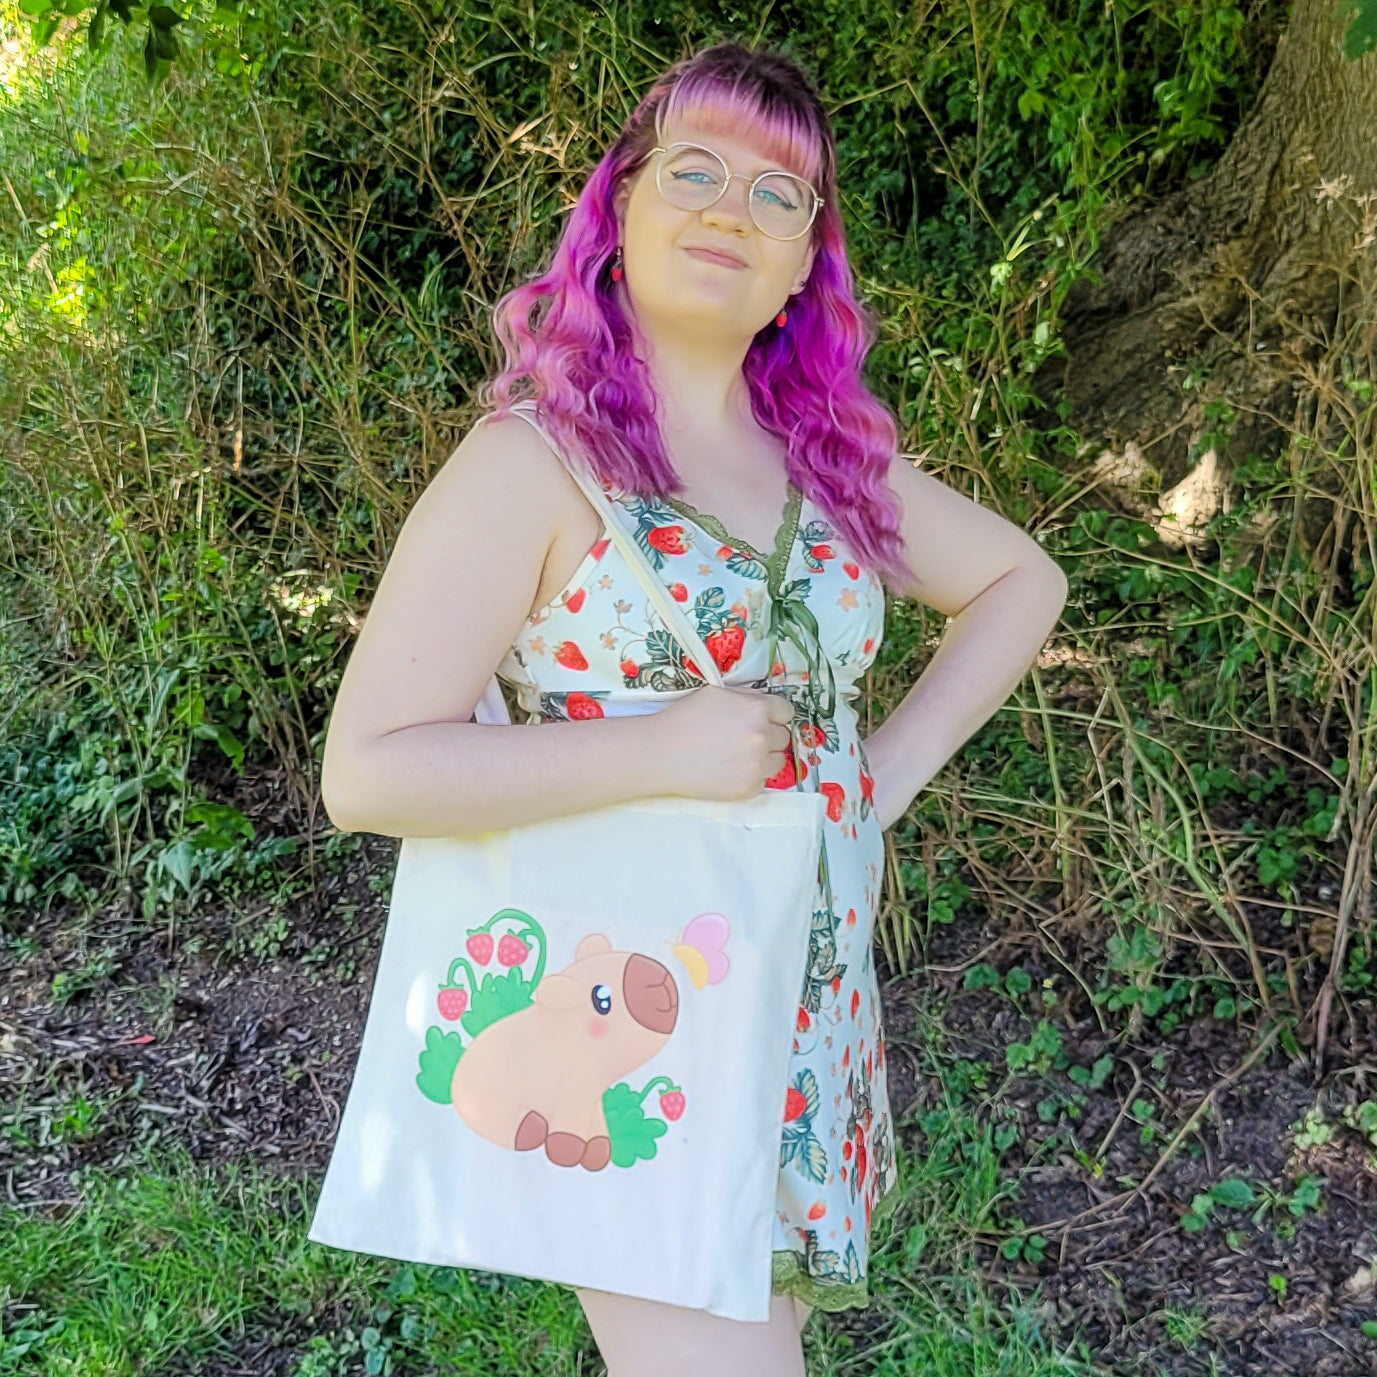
left=701, top=175, right=753, bottom=230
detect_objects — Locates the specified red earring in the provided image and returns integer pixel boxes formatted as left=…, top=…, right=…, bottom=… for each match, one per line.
left=775, top=308, right=788, bottom=328
left=610, top=247, right=623, bottom=282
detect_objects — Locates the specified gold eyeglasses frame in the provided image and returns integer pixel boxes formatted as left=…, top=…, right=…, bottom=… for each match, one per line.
left=640, top=141, right=823, bottom=242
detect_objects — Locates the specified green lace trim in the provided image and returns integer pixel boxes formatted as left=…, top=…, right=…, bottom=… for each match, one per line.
left=661, top=481, right=803, bottom=597
left=770, top=1177, right=904, bottom=1314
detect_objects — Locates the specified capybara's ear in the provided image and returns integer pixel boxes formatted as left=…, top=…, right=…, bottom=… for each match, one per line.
left=533, top=973, right=581, bottom=1010
left=575, top=932, right=613, bottom=962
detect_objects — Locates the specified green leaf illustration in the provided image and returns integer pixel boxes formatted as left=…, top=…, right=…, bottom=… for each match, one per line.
left=603, top=1082, right=667, bottom=1168
left=461, top=967, right=532, bottom=1039
left=416, top=1026, right=463, bottom=1105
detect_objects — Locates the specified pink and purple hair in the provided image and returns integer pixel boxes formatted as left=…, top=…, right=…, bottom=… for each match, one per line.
left=478, top=42, right=918, bottom=595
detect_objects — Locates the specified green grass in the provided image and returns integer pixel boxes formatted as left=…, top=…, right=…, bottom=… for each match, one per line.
left=0, top=1033, right=1100, bottom=1377
left=0, top=1152, right=593, bottom=1376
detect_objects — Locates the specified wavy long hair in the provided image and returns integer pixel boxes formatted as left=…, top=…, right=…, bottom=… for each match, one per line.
left=478, top=41, right=917, bottom=595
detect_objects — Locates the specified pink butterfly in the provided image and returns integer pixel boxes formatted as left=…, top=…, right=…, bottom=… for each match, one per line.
left=670, top=911, right=732, bottom=990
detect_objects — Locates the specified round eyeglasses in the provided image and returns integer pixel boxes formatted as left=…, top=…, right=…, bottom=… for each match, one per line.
left=646, top=142, right=822, bottom=242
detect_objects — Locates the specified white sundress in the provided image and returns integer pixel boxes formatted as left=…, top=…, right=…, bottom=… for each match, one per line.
left=493, top=458, right=902, bottom=1312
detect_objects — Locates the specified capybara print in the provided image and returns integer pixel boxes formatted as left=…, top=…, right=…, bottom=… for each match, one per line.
left=416, top=907, right=732, bottom=1172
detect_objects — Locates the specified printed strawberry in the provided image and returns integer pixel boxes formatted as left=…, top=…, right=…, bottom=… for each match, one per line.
left=850, top=988, right=861, bottom=1018
left=809, top=543, right=834, bottom=561
left=863, top=637, right=875, bottom=655
left=590, top=537, right=611, bottom=561
left=820, top=781, right=845, bottom=822
left=553, top=641, right=588, bottom=670
left=784, top=1087, right=807, bottom=1123
left=796, top=1005, right=811, bottom=1033
left=807, top=1200, right=827, bottom=1220
left=843, top=561, right=860, bottom=579
left=565, top=692, right=604, bottom=720
left=842, top=1045, right=851, bottom=1069
left=764, top=743, right=803, bottom=790
left=716, top=544, right=734, bottom=559
left=842, top=1139, right=853, bottom=1160
left=659, top=1090, right=687, bottom=1121
left=797, top=722, right=825, bottom=748
left=564, top=588, right=587, bottom=613
left=647, top=525, right=690, bottom=555
left=497, top=934, right=530, bottom=967
left=858, top=766, right=875, bottom=809
left=682, top=657, right=704, bottom=679
left=437, top=985, right=468, bottom=1021
left=703, top=622, right=745, bottom=672
left=855, top=1139, right=868, bottom=1187
left=831, top=975, right=843, bottom=995
left=668, top=582, right=689, bottom=602
left=845, top=907, right=858, bottom=927
left=466, top=933, right=494, bottom=965
left=620, top=658, right=640, bottom=678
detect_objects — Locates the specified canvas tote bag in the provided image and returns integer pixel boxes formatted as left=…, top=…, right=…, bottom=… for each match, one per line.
left=309, top=403, right=828, bottom=1321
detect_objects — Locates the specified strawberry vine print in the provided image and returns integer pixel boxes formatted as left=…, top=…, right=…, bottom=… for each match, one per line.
left=601, top=1076, right=686, bottom=1168
left=414, top=906, right=687, bottom=1171
left=620, top=625, right=707, bottom=692
left=415, top=907, right=545, bottom=1104
left=537, top=689, right=610, bottom=721
left=611, top=493, right=701, bottom=574
left=842, top=1055, right=875, bottom=1206
left=798, top=515, right=838, bottom=576
left=795, top=1229, right=864, bottom=1285
left=781, top=1067, right=828, bottom=1184
left=689, top=586, right=748, bottom=673
left=800, top=896, right=846, bottom=1016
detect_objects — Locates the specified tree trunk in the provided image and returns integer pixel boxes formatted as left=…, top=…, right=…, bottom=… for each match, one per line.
left=1041, top=0, right=1377, bottom=499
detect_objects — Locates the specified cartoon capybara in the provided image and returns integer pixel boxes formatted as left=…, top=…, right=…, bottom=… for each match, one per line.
left=450, top=932, right=678, bottom=1171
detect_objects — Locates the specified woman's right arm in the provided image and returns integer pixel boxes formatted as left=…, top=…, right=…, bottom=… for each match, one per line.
left=319, top=414, right=685, bottom=839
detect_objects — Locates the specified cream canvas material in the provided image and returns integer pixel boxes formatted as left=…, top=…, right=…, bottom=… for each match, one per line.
left=309, top=403, right=827, bottom=1321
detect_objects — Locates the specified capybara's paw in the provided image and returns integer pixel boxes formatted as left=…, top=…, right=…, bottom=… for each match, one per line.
left=582, top=1136, right=611, bottom=1172
left=544, top=1132, right=586, bottom=1168
left=515, top=1111, right=548, bottom=1151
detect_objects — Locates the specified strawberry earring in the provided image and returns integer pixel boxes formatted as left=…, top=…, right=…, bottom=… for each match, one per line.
left=610, top=247, right=623, bottom=282
left=775, top=308, right=788, bottom=328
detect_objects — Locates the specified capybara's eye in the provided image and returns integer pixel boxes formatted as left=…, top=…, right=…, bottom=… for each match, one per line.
left=591, top=983, right=612, bottom=1015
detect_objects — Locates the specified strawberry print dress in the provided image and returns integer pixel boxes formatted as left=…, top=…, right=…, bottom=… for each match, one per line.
left=493, top=458, right=902, bottom=1313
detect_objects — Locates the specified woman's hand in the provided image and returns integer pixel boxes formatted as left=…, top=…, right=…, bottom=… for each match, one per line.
left=652, top=684, right=797, bottom=802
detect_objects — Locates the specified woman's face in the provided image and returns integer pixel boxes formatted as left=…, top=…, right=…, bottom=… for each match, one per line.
left=612, top=117, right=818, bottom=343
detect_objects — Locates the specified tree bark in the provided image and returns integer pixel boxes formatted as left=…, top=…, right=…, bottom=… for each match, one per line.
left=1041, top=0, right=1377, bottom=492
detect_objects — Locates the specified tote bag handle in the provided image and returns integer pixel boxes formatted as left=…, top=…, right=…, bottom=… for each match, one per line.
left=472, top=401, right=728, bottom=724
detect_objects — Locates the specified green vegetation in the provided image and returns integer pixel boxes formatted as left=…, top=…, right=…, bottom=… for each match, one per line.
left=2, top=0, right=1373, bottom=1370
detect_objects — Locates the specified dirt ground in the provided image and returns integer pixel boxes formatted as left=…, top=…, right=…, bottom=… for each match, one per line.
left=3, top=812, right=1376, bottom=1377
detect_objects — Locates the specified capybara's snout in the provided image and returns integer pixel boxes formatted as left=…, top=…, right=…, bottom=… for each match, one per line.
left=622, top=954, right=678, bottom=1034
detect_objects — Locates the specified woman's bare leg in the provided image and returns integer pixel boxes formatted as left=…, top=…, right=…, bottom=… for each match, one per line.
left=575, top=1287, right=807, bottom=1377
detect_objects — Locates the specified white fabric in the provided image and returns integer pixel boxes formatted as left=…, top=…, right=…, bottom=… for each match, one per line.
left=309, top=404, right=827, bottom=1321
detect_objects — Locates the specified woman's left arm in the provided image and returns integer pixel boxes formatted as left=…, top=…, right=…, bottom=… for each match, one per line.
left=863, top=452, right=1069, bottom=833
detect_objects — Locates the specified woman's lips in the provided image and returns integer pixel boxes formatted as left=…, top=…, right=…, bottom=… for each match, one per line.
left=683, top=246, right=747, bottom=269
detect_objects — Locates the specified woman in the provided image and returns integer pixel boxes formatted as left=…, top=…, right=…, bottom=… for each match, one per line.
left=321, top=41, right=1067, bottom=1377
